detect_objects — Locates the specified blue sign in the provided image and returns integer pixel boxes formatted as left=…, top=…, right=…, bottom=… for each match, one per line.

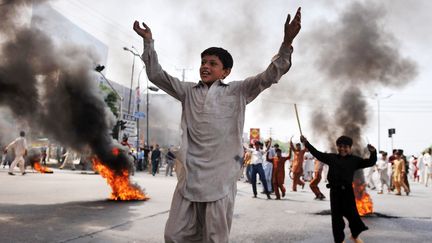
left=134, top=111, right=146, bottom=118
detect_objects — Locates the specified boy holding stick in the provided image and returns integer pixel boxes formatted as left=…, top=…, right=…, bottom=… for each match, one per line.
left=300, top=135, right=376, bottom=243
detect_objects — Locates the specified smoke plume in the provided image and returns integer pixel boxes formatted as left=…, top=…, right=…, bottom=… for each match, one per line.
left=0, top=0, right=132, bottom=173
left=305, top=1, right=418, bottom=151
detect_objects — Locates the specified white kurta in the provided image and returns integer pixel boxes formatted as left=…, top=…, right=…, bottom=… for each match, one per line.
left=142, top=39, right=292, bottom=202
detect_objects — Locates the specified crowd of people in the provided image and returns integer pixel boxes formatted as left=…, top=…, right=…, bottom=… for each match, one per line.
left=242, top=137, right=328, bottom=200
left=0, top=131, right=178, bottom=176
left=366, top=148, right=432, bottom=195
left=241, top=137, right=432, bottom=200
left=2, top=130, right=431, bottom=197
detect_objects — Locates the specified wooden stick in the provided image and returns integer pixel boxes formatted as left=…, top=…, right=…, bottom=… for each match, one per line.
left=294, top=103, right=303, bottom=135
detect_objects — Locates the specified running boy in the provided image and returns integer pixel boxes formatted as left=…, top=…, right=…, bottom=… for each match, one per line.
left=300, top=135, right=377, bottom=243
left=134, top=7, right=301, bottom=242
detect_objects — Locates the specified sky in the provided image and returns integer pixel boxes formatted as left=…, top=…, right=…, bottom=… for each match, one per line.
left=22, top=0, right=432, bottom=155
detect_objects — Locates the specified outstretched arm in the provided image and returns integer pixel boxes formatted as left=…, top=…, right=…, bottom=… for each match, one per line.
left=300, top=135, right=332, bottom=166
left=265, top=138, right=272, bottom=152
left=132, top=21, right=187, bottom=101
left=289, top=137, right=294, bottom=151
left=240, top=8, right=301, bottom=104
left=282, top=7, right=302, bottom=47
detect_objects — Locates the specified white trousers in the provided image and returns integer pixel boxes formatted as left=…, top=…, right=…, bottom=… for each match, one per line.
left=164, top=184, right=236, bottom=243
left=9, top=156, right=25, bottom=173
left=378, top=170, right=390, bottom=191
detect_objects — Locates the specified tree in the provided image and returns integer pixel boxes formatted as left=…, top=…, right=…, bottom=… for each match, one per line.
left=99, top=83, right=120, bottom=139
left=99, top=83, right=119, bottom=117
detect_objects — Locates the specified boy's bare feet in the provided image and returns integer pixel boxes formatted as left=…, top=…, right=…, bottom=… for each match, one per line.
left=350, top=235, right=364, bottom=243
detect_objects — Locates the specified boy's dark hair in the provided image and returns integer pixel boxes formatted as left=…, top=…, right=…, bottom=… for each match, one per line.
left=336, top=136, right=353, bottom=147
left=275, top=148, right=282, bottom=153
left=201, top=47, right=233, bottom=69
left=19, top=131, right=25, bottom=137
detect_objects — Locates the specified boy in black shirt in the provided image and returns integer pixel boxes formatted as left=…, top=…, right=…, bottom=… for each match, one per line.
left=300, top=135, right=376, bottom=243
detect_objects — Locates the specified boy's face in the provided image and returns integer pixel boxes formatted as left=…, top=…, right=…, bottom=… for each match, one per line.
left=200, top=55, right=231, bottom=85
left=337, top=144, right=352, bottom=157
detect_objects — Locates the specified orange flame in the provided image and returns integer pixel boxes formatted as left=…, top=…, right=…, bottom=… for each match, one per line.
left=353, top=183, right=373, bottom=216
left=33, top=162, right=53, bottom=173
left=92, top=157, right=149, bottom=201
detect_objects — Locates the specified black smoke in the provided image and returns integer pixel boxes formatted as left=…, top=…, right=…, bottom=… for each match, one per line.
left=305, top=1, right=418, bottom=151
left=0, top=0, right=132, bottom=174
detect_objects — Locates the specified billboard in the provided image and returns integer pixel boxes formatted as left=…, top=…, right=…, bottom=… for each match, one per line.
left=250, top=128, right=260, bottom=144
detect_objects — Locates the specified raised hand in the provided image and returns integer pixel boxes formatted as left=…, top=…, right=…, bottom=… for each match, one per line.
left=300, top=135, right=307, bottom=144
left=283, top=7, right=302, bottom=46
left=133, top=21, right=153, bottom=40
left=367, top=144, right=376, bottom=152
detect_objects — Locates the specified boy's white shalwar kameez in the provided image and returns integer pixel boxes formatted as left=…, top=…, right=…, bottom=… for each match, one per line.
left=142, top=39, right=293, bottom=242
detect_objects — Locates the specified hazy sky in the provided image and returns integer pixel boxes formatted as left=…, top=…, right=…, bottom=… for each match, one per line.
left=48, top=0, right=432, bottom=155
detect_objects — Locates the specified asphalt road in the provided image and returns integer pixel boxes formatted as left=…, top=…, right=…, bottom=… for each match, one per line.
left=0, top=166, right=431, bottom=243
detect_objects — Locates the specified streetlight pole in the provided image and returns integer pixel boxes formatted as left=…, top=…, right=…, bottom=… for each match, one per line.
left=123, top=47, right=136, bottom=115
left=374, top=93, right=392, bottom=152
left=124, top=47, right=144, bottom=148
left=145, top=84, right=159, bottom=148
left=146, top=79, right=149, bottom=147
left=122, top=47, right=159, bottom=149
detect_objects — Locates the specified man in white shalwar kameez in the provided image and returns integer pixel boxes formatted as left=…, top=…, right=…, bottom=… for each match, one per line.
left=4, top=131, right=28, bottom=176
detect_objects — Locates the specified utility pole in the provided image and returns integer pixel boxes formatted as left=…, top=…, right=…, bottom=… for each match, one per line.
left=176, top=68, right=193, bottom=82
left=373, top=93, right=392, bottom=152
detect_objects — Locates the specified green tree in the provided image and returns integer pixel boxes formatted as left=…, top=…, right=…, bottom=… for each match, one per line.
left=99, top=83, right=120, bottom=139
left=99, top=83, right=118, bottom=117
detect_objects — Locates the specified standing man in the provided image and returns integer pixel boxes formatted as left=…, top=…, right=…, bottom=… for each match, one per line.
left=309, top=158, right=326, bottom=200
left=421, top=149, right=431, bottom=185
left=4, top=131, right=28, bottom=176
left=59, top=148, right=76, bottom=170
left=165, top=147, right=176, bottom=177
left=243, top=144, right=254, bottom=183
left=290, top=139, right=306, bottom=191
left=376, top=151, right=391, bottom=194
left=365, top=164, right=376, bottom=190
left=143, top=145, right=150, bottom=171
left=262, top=139, right=274, bottom=193
left=151, top=144, right=161, bottom=176
left=133, top=7, right=301, bottom=242
left=268, top=148, right=290, bottom=199
left=392, top=150, right=410, bottom=195
left=303, top=148, right=315, bottom=182
left=400, top=150, right=411, bottom=193
left=250, top=141, right=272, bottom=199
